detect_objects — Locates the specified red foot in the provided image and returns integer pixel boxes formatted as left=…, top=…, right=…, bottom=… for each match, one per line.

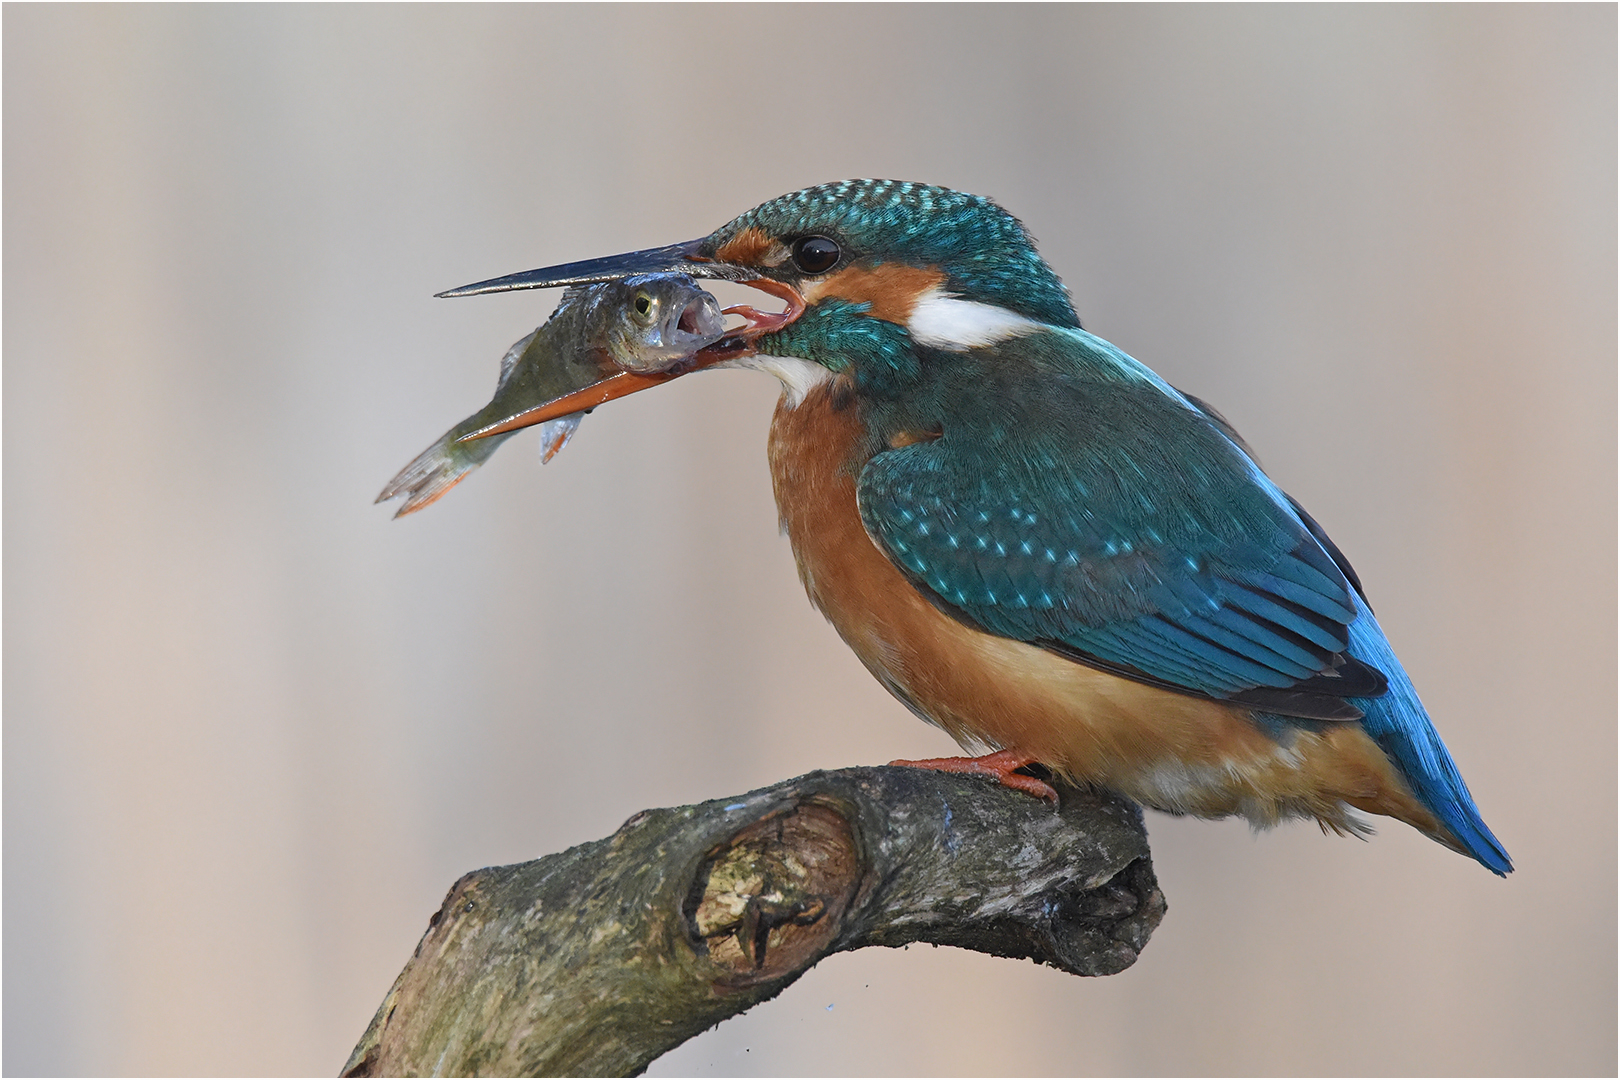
left=888, top=749, right=1059, bottom=804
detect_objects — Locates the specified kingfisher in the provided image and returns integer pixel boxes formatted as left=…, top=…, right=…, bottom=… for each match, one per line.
left=437, top=180, right=1512, bottom=875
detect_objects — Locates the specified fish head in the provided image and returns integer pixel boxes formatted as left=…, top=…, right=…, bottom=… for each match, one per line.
left=599, top=273, right=727, bottom=372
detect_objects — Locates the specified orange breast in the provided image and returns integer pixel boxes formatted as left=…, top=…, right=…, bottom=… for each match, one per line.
left=767, top=380, right=1443, bottom=839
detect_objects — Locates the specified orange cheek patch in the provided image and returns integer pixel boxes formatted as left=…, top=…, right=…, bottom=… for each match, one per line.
left=815, top=263, right=947, bottom=325
left=713, top=226, right=780, bottom=267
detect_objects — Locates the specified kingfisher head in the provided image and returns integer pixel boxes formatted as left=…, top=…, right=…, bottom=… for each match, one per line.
left=440, top=180, right=1079, bottom=422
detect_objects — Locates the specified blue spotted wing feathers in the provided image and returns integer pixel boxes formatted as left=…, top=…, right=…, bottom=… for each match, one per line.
left=855, top=331, right=1384, bottom=719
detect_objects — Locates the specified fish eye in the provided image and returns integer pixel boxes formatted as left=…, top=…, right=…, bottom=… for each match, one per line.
left=791, top=235, right=840, bottom=275
left=634, top=292, right=653, bottom=317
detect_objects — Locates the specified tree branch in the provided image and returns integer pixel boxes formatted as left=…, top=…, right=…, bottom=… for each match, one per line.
left=342, top=766, right=1165, bottom=1078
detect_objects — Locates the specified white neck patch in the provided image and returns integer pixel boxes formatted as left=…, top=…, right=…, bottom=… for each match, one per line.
left=907, top=287, right=1043, bottom=350
left=730, top=354, right=834, bottom=409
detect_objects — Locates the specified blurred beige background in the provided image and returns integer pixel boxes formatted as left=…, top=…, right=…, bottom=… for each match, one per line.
left=5, top=5, right=1614, bottom=1076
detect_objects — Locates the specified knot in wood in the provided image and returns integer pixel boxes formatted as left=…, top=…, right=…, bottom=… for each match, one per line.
left=685, top=800, right=861, bottom=985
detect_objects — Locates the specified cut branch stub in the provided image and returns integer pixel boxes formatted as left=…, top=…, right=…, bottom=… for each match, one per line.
left=344, top=767, right=1163, bottom=1077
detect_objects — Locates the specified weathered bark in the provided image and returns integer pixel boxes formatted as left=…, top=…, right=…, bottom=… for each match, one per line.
left=343, top=766, right=1164, bottom=1078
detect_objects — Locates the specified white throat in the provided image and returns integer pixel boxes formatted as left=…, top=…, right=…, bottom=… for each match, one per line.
left=729, top=354, right=834, bottom=409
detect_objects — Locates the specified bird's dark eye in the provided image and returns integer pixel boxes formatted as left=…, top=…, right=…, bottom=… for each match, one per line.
left=634, top=293, right=652, bottom=316
left=791, top=235, right=841, bottom=275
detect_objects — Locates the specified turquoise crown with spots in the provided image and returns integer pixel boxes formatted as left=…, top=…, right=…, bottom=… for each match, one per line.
left=706, top=180, right=1081, bottom=330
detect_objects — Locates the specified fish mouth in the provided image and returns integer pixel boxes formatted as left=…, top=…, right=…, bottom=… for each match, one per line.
left=653, top=291, right=727, bottom=361
left=442, top=241, right=805, bottom=440
left=677, top=297, right=711, bottom=336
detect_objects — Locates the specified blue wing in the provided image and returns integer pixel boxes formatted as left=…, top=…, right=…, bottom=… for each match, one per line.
left=855, top=331, right=1386, bottom=720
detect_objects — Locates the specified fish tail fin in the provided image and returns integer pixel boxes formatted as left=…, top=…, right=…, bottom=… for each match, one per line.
left=376, top=425, right=508, bottom=518
left=1349, top=597, right=1513, bottom=875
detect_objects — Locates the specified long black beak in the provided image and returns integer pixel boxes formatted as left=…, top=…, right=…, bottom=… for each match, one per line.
left=432, top=239, right=808, bottom=441
left=435, top=238, right=752, bottom=298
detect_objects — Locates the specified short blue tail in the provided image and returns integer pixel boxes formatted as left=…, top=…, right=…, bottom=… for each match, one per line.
left=1346, top=595, right=1512, bottom=875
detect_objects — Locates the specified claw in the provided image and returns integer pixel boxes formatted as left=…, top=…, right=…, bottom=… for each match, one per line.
left=888, top=748, right=1060, bottom=804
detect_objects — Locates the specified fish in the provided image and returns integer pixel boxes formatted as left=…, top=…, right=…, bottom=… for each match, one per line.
left=377, top=273, right=727, bottom=517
